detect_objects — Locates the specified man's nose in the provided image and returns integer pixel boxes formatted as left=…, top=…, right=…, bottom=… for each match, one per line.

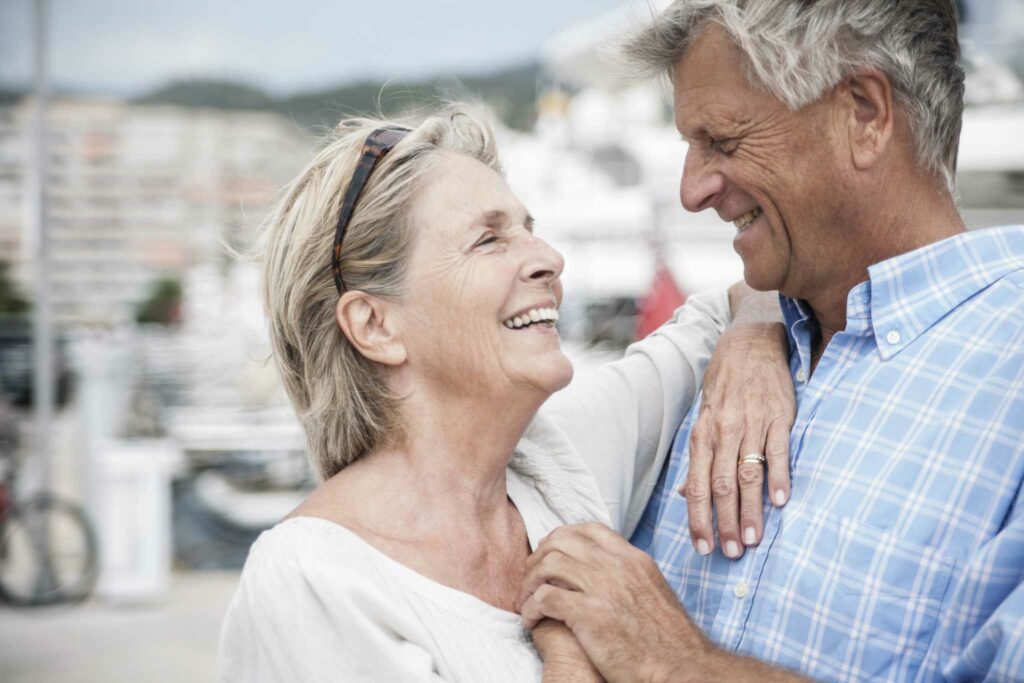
left=680, top=147, right=725, bottom=213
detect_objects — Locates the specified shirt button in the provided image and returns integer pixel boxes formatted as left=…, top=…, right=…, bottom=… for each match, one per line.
left=886, top=330, right=901, bottom=345
left=733, top=580, right=750, bottom=599
left=796, top=368, right=806, bottom=383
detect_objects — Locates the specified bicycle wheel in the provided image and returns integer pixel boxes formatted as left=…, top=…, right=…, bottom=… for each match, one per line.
left=0, top=494, right=99, bottom=606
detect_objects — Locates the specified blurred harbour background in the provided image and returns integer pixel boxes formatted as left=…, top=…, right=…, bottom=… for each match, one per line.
left=0, top=0, right=1022, bottom=680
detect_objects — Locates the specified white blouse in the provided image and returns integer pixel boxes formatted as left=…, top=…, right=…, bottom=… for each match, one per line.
left=218, top=288, right=731, bottom=682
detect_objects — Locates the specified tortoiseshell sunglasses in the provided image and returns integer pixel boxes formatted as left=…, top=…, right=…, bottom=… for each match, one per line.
left=331, top=127, right=410, bottom=293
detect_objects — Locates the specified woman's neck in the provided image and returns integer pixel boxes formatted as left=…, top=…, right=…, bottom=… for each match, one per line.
left=289, top=382, right=543, bottom=611
left=343, top=382, right=545, bottom=541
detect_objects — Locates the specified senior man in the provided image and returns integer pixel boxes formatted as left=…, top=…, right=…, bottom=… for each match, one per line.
left=520, top=1, right=1024, bottom=681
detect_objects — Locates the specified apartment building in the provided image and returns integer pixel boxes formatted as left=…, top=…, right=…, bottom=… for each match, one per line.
left=0, top=98, right=310, bottom=325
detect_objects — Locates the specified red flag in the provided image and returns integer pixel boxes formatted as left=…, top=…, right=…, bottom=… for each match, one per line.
left=635, top=261, right=687, bottom=340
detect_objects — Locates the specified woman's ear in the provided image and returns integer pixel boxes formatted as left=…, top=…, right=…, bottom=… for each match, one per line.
left=842, top=67, right=895, bottom=171
left=335, top=292, right=407, bottom=367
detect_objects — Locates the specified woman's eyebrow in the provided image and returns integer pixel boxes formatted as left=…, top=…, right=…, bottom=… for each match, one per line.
left=471, top=209, right=508, bottom=229
left=470, top=209, right=533, bottom=231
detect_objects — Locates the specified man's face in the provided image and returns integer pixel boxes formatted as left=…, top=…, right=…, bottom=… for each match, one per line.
left=673, top=25, right=846, bottom=296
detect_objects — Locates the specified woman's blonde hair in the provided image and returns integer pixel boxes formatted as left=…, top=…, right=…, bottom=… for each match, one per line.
left=256, top=105, right=501, bottom=480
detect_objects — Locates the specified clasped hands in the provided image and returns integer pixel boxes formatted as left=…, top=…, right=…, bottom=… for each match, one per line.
left=521, top=316, right=796, bottom=681
left=519, top=522, right=711, bottom=683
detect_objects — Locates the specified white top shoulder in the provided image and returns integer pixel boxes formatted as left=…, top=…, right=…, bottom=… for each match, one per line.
left=218, top=289, right=729, bottom=682
left=219, top=459, right=610, bottom=683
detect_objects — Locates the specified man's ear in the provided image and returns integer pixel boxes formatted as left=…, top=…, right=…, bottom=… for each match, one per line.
left=335, top=292, right=407, bottom=367
left=842, top=68, right=895, bottom=171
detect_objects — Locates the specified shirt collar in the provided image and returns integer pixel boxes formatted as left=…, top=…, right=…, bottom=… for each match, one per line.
left=780, top=225, right=1024, bottom=361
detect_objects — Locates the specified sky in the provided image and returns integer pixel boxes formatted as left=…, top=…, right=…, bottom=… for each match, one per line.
left=0, top=0, right=626, bottom=96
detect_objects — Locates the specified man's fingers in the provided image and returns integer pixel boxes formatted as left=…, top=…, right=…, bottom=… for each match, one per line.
left=518, top=549, right=589, bottom=611
left=527, top=527, right=588, bottom=573
left=520, top=584, right=580, bottom=630
left=737, top=432, right=766, bottom=548
left=683, top=421, right=715, bottom=555
left=765, top=419, right=791, bottom=507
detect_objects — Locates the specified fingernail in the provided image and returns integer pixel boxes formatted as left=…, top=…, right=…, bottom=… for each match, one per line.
left=744, top=527, right=756, bottom=545
left=774, top=489, right=787, bottom=506
left=696, top=538, right=710, bottom=555
left=725, top=540, right=739, bottom=557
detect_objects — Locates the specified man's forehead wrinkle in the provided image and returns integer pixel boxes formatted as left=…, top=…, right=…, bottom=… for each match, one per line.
left=676, top=96, right=752, bottom=140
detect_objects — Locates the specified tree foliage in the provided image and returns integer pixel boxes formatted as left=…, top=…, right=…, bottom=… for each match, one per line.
left=0, top=261, right=29, bottom=315
left=135, top=277, right=182, bottom=326
left=133, top=62, right=542, bottom=132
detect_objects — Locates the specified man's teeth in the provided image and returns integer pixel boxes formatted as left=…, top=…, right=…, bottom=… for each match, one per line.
left=733, top=207, right=763, bottom=231
left=503, top=307, right=560, bottom=329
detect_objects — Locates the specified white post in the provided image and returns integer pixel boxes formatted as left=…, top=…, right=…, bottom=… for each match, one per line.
left=29, top=0, right=54, bottom=496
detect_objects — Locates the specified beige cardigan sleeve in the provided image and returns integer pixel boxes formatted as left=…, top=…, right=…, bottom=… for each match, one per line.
left=538, top=288, right=731, bottom=536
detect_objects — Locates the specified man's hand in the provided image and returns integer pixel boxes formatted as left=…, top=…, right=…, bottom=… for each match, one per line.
left=518, top=523, right=712, bottom=683
left=684, top=284, right=795, bottom=559
left=519, top=524, right=809, bottom=683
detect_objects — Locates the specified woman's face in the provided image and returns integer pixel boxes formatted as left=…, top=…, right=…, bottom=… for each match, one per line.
left=394, top=153, right=572, bottom=400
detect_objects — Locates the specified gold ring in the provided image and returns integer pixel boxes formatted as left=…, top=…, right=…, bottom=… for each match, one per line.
left=738, top=453, right=767, bottom=467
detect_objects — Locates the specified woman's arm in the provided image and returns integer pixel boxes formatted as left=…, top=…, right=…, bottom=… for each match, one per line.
left=540, top=283, right=792, bottom=538
left=534, top=619, right=604, bottom=682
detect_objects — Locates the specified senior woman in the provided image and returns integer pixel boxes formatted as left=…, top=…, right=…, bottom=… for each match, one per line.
left=218, top=106, right=792, bottom=681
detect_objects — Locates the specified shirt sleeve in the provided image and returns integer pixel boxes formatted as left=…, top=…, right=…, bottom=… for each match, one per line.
left=943, top=489, right=1024, bottom=682
left=540, top=287, right=731, bottom=536
left=218, top=532, right=448, bottom=683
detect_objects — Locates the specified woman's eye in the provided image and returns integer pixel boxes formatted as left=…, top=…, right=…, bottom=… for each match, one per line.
left=476, top=235, right=499, bottom=247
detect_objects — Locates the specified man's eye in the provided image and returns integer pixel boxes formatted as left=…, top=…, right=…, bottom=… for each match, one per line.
left=710, top=137, right=739, bottom=155
left=476, top=235, right=499, bottom=247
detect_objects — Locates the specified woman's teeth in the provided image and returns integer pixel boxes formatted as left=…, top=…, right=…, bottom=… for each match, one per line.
left=734, top=207, right=763, bottom=231
left=503, top=307, right=560, bottom=329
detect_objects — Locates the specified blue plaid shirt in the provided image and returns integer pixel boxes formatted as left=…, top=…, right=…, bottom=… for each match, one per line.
left=632, top=226, right=1024, bottom=682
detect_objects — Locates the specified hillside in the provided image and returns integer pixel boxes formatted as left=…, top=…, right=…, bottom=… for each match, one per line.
left=133, top=62, right=542, bottom=131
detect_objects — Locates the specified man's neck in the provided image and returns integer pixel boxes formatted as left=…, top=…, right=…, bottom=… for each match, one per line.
left=801, top=183, right=965, bottom=372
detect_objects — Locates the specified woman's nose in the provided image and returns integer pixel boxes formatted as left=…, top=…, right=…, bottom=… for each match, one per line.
left=524, top=236, right=565, bottom=284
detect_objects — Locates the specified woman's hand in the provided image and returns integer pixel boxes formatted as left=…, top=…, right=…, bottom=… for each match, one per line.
left=681, top=285, right=794, bottom=559
left=533, top=618, right=605, bottom=682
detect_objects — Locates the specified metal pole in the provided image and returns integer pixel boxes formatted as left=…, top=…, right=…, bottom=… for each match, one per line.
left=29, top=0, right=54, bottom=497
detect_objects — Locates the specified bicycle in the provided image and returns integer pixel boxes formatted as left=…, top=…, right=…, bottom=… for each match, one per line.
left=0, top=397, right=99, bottom=606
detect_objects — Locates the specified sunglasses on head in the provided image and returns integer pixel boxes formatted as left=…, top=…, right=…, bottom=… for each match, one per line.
left=331, top=127, right=410, bottom=294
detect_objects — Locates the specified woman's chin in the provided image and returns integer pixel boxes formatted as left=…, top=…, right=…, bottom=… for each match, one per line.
left=507, top=354, right=573, bottom=399
left=540, top=355, right=574, bottom=394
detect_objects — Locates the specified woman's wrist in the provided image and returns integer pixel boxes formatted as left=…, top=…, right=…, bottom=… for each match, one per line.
left=533, top=619, right=604, bottom=682
left=727, top=281, right=783, bottom=326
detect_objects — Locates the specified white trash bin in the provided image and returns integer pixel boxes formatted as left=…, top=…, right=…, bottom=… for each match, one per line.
left=93, top=438, right=183, bottom=603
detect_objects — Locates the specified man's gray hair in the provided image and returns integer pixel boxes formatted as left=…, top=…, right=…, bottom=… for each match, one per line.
left=624, top=0, right=965, bottom=191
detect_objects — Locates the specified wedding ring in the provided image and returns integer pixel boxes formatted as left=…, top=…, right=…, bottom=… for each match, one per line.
left=738, top=453, right=767, bottom=467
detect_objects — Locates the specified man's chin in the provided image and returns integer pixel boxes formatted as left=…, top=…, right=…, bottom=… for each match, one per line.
left=741, top=265, right=784, bottom=293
